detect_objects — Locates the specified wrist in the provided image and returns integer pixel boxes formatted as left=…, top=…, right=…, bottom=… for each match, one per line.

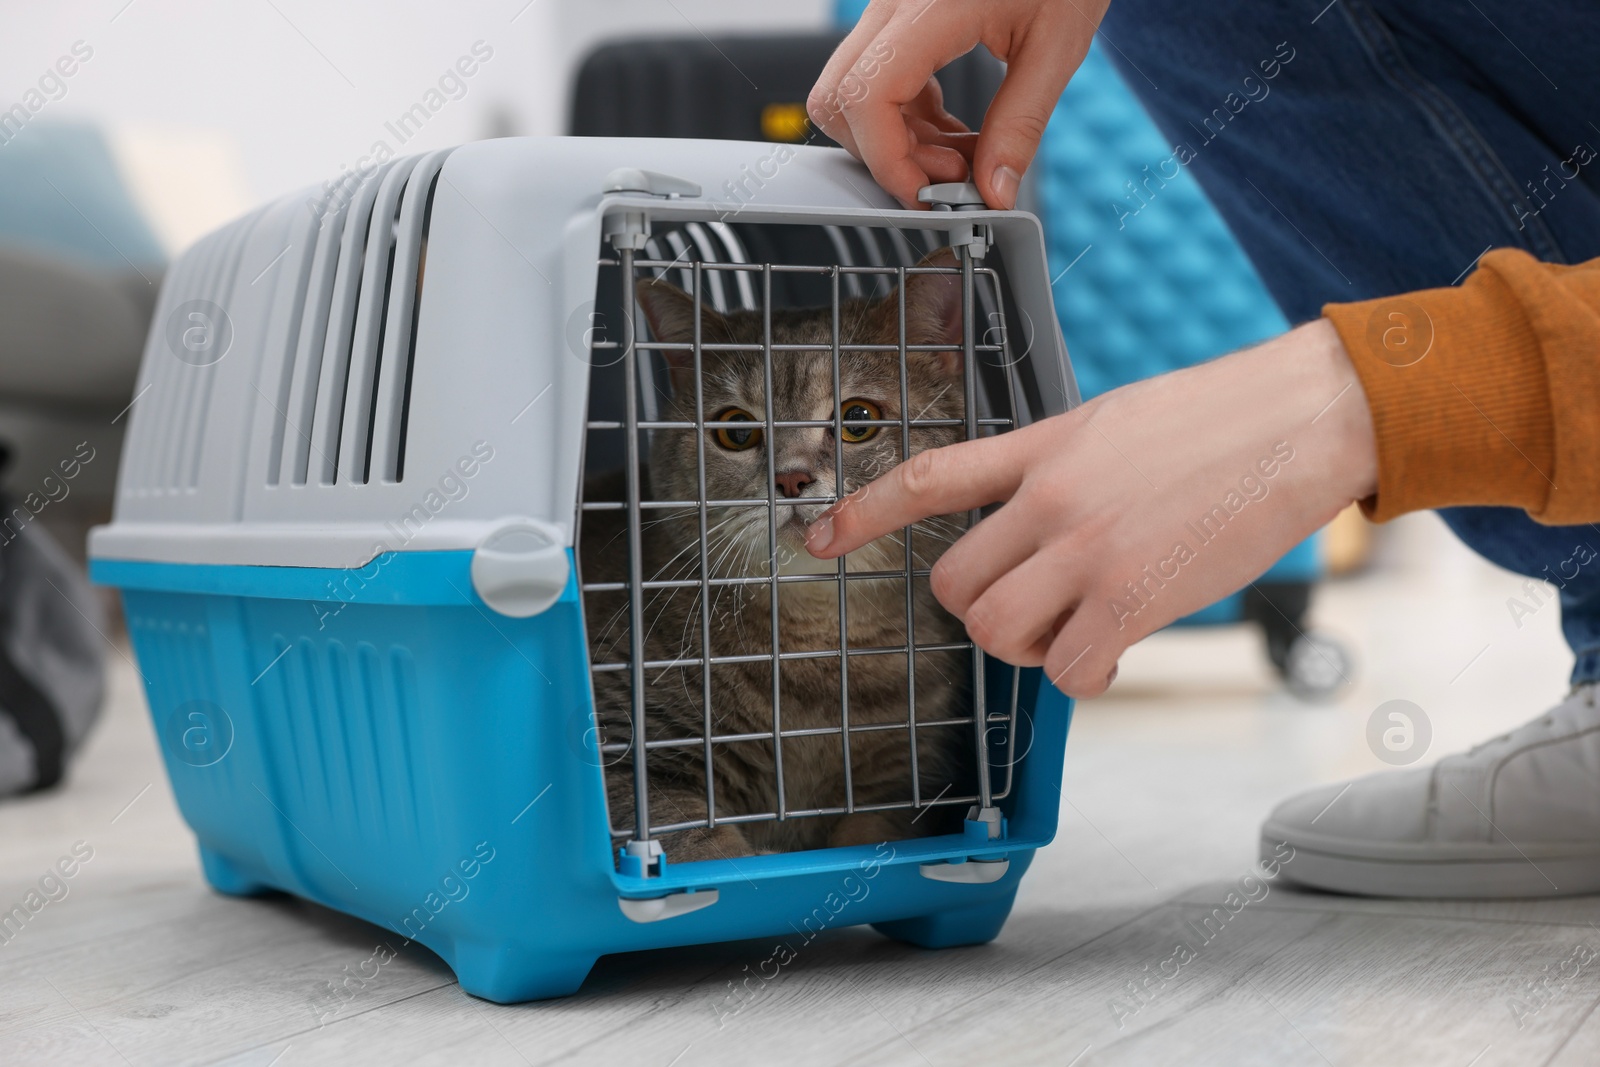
left=1300, top=317, right=1378, bottom=505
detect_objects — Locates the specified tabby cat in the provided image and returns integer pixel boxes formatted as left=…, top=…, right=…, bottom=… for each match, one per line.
left=580, top=253, right=978, bottom=861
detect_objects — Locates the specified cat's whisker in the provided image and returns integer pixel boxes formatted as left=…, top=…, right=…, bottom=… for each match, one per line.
left=592, top=510, right=745, bottom=651
left=909, top=382, right=955, bottom=423
left=635, top=513, right=750, bottom=654
left=654, top=586, right=706, bottom=688
left=587, top=265, right=986, bottom=856
left=647, top=512, right=738, bottom=578
left=663, top=532, right=734, bottom=651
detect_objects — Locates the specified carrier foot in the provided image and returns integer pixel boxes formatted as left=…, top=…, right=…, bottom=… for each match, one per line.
left=199, top=846, right=275, bottom=897
left=872, top=889, right=1017, bottom=949
left=450, top=939, right=596, bottom=1003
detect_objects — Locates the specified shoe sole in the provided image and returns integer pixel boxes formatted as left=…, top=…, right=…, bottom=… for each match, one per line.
left=1259, top=829, right=1600, bottom=899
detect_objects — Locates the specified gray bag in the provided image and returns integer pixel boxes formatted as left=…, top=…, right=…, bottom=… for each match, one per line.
left=0, top=489, right=105, bottom=794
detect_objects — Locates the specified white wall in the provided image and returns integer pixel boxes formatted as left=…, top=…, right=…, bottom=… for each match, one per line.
left=0, top=0, right=833, bottom=252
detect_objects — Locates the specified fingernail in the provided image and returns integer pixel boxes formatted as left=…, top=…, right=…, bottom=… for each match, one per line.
left=990, top=165, right=1019, bottom=209
left=806, top=515, right=834, bottom=554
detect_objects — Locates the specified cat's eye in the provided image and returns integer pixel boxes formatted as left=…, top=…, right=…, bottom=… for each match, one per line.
left=839, top=399, right=883, bottom=443
left=712, top=408, right=762, bottom=451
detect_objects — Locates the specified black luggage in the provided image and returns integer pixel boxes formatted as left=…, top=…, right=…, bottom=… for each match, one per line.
left=569, top=31, right=1002, bottom=145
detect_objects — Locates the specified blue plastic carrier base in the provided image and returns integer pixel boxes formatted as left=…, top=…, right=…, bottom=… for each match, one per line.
left=96, top=550, right=1072, bottom=1003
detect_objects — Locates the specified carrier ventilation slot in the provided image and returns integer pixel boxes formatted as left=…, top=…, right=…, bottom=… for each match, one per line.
left=271, top=149, right=451, bottom=487
left=129, top=212, right=257, bottom=496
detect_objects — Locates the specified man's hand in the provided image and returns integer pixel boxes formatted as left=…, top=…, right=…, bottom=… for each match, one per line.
left=805, top=320, right=1379, bottom=698
left=808, top=0, right=1107, bottom=209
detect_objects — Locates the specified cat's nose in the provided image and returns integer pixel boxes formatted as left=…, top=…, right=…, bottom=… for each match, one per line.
left=774, top=469, right=814, bottom=499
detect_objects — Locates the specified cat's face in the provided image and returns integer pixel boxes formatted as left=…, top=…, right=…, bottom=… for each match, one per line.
left=638, top=254, right=967, bottom=575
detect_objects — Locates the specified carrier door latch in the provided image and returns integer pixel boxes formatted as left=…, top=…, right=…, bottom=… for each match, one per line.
left=917, top=181, right=991, bottom=259
left=617, top=888, right=719, bottom=923
left=920, top=858, right=1010, bottom=884
left=603, top=169, right=701, bottom=251
left=918, top=805, right=1010, bottom=883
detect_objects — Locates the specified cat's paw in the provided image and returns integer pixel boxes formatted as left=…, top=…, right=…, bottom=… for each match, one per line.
left=665, top=824, right=763, bottom=863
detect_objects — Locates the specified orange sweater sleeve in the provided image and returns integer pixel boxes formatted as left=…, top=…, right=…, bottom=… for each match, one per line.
left=1322, top=249, right=1600, bottom=524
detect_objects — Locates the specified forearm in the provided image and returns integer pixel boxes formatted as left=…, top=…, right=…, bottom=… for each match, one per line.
left=1323, top=249, right=1600, bottom=524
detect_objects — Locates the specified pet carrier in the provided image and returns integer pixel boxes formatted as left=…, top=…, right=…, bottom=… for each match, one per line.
left=89, top=137, right=1079, bottom=1003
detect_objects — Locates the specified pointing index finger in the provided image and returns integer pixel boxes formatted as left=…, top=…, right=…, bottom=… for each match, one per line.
left=805, top=433, right=1026, bottom=558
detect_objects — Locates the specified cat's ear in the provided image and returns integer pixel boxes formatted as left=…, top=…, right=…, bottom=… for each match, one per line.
left=636, top=277, right=730, bottom=374
left=902, top=248, right=964, bottom=379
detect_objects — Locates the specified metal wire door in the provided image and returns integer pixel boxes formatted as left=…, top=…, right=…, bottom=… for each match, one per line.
left=580, top=214, right=1025, bottom=874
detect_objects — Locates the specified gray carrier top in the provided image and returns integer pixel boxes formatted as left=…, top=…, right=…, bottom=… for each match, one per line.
left=89, top=137, right=1071, bottom=571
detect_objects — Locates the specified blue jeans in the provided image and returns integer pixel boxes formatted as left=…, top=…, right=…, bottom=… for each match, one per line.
left=1102, top=0, right=1600, bottom=683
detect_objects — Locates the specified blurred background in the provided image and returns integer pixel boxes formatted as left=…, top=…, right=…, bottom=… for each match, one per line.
left=1, top=3, right=836, bottom=228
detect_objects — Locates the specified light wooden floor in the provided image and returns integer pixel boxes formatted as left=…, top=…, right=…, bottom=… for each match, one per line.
left=4, top=512, right=1599, bottom=1067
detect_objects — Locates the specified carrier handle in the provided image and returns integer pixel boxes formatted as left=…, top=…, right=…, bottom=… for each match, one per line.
left=918, top=182, right=992, bottom=258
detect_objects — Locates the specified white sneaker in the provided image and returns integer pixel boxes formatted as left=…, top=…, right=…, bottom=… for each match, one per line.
left=1261, top=684, right=1600, bottom=898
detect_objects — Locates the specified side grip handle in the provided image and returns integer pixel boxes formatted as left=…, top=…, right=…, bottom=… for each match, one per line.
left=470, top=521, right=569, bottom=617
